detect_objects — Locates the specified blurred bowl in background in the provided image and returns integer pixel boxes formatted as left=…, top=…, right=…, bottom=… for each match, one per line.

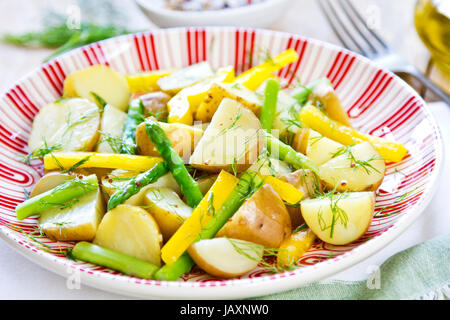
left=136, top=0, right=290, bottom=28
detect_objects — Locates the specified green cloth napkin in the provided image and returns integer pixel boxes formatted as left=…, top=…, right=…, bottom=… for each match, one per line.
left=254, top=233, right=450, bottom=300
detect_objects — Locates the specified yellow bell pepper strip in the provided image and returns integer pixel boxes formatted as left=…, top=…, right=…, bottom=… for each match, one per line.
left=234, top=49, right=299, bottom=90
left=126, top=69, right=172, bottom=93
left=167, top=66, right=235, bottom=125
left=161, top=170, right=239, bottom=265
left=44, top=152, right=162, bottom=171
left=261, top=175, right=304, bottom=205
left=277, top=225, right=316, bottom=267
left=155, top=171, right=259, bottom=281
left=299, top=105, right=408, bottom=162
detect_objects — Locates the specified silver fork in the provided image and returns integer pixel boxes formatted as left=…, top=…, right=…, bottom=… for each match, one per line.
left=318, top=0, right=450, bottom=105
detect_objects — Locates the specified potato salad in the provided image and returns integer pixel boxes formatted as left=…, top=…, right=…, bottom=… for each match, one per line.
left=16, top=49, right=408, bottom=280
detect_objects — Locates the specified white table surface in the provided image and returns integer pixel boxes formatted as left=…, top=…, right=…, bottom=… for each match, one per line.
left=0, top=0, right=449, bottom=300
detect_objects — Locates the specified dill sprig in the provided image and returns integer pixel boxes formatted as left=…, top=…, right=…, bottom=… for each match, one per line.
left=217, top=108, right=243, bottom=137
left=61, top=155, right=91, bottom=173
left=313, top=188, right=350, bottom=239
left=5, top=224, right=74, bottom=259
left=98, top=131, right=134, bottom=154
left=375, top=187, right=418, bottom=217
left=20, top=141, right=62, bottom=165
left=331, top=145, right=382, bottom=174
left=226, top=238, right=297, bottom=274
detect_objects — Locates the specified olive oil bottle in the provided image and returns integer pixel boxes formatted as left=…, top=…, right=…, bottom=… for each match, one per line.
left=415, top=0, right=450, bottom=75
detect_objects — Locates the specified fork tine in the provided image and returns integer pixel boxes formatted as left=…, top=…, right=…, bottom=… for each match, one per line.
left=318, top=0, right=370, bottom=56
left=341, top=0, right=389, bottom=50
left=336, top=0, right=379, bottom=54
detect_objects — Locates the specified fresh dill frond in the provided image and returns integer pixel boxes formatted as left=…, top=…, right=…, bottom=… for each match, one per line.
left=61, top=155, right=91, bottom=173
left=20, top=140, right=62, bottom=165
left=226, top=237, right=298, bottom=274
left=98, top=131, right=134, bottom=154
left=217, top=108, right=243, bottom=137
left=331, top=145, right=382, bottom=174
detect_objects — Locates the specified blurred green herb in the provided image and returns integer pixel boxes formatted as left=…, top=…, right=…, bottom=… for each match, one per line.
left=2, top=0, right=133, bottom=62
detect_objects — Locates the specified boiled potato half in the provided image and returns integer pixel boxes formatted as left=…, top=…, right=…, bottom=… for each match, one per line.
left=319, top=142, right=385, bottom=192
left=217, top=184, right=291, bottom=248
left=39, top=186, right=105, bottom=241
left=63, top=65, right=131, bottom=111
left=93, top=204, right=163, bottom=266
left=30, top=171, right=76, bottom=197
left=188, top=238, right=263, bottom=278
left=301, top=191, right=375, bottom=245
left=136, top=121, right=203, bottom=161
left=28, top=98, right=100, bottom=152
left=305, top=129, right=345, bottom=166
left=189, top=98, right=264, bottom=172
left=96, top=104, right=128, bottom=153
left=248, top=154, right=292, bottom=177
left=144, top=187, right=193, bottom=240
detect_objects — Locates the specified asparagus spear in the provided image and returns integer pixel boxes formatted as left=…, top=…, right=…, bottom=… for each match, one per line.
left=154, top=171, right=259, bottom=281
left=16, top=174, right=98, bottom=220
left=259, top=79, right=280, bottom=133
left=72, top=242, right=159, bottom=279
left=107, top=162, right=169, bottom=211
left=121, top=99, right=145, bottom=154
left=145, top=118, right=203, bottom=208
left=265, top=133, right=319, bottom=175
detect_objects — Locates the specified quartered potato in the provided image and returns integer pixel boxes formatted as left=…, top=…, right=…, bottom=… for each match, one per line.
left=195, top=82, right=263, bottom=122
left=319, top=142, right=385, bottom=192
left=137, top=91, right=171, bottom=121
left=189, top=98, right=264, bottom=172
left=301, top=192, right=375, bottom=245
left=144, top=187, right=193, bottom=240
left=39, top=187, right=105, bottom=241
left=96, top=104, right=128, bottom=153
left=30, top=172, right=76, bottom=198
left=304, top=129, right=345, bottom=166
left=136, top=121, right=203, bottom=161
left=217, top=184, right=291, bottom=248
left=312, top=79, right=352, bottom=127
left=188, top=238, right=263, bottom=278
left=28, top=98, right=100, bottom=152
left=63, top=65, right=131, bottom=111
left=93, top=204, right=163, bottom=266
left=157, top=62, right=214, bottom=94
left=101, top=169, right=181, bottom=204
left=248, top=155, right=292, bottom=177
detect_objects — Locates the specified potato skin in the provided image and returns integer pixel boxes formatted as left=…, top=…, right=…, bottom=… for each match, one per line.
left=136, top=121, right=203, bottom=161
left=217, top=184, right=291, bottom=248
